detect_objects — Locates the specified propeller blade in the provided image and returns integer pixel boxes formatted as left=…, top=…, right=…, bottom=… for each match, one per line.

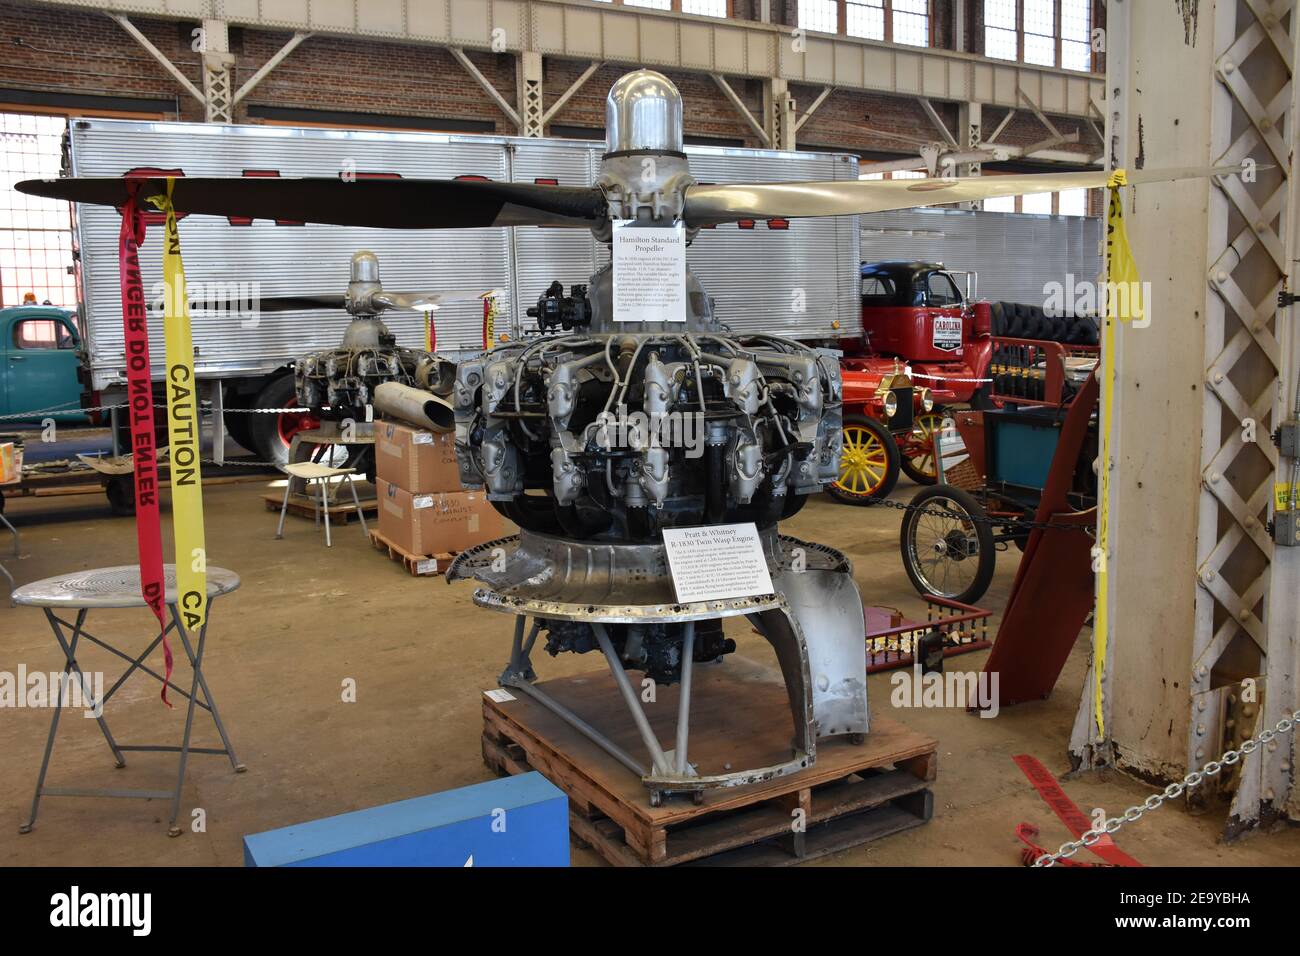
left=16, top=176, right=607, bottom=229
left=373, top=288, right=504, bottom=311
left=682, top=164, right=1250, bottom=226
left=147, top=293, right=346, bottom=314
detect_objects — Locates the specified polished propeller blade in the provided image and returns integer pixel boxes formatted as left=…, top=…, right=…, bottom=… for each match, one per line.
left=681, top=164, right=1250, bottom=226
left=373, top=288, right=503, bottom=311
left=15, top=176, right=607, bottom=229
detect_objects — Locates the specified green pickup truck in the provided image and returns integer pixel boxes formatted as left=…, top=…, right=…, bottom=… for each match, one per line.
left=0, top=305, right=87, bottom=424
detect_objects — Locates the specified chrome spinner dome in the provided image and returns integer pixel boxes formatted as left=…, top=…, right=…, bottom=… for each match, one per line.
left=605, top=69, right=684, bottom=154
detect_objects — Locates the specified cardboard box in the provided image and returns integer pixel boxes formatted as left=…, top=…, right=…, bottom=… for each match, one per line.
left=377, top=479, right=513, bottom=557
left=0, top=442, right=19, bottom=486
left=376, top=422, right=461, bottom=494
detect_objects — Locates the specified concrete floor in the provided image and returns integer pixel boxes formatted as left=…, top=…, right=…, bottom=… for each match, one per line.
left=1, top=475, right=1296, bottom=867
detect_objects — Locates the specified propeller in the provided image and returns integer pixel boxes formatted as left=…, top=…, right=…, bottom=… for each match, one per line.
left=17, top=175, right=606, bottom=230
left=20, top=162, right=1244, bottom=233
left=148, top=247, right=500, bottom=316
left=370, top=289, right=498, bottom=312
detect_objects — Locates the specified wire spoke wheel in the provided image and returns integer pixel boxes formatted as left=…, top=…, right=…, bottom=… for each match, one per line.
left=828, top=414, right=899, bottom=506
left=899, top=484, right=996, bottom=604
left=899, top=411, right=945, bottom=484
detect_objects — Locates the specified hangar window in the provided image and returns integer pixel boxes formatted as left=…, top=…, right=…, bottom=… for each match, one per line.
left=799, top=0, right=840, bottom=34
left=890, top=0, right=929, bottom=47
left=845, top=0, right=886, bottom=40
left=802, top=0, right=929, bottom=45
left=0, top=112, right=76, bottom=309
left=983, top=0, right=1096, bottom=72
left=982, top=188, right=1093, bottom=215
left=1021, top=191, right=1053, bottom=215
left=681, top=0, right=728, bottom=15
left=595, top=0, right=725, bottom=11
left=1057, top=187, right=1088, bottom=216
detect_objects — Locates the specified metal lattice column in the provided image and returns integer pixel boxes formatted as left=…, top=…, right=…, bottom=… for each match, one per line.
left=1075, top=0, right=1297, bottom=833
left=199, top=19, right=233, bottom=124
left=958, top=101, right=983, bottom=208
left=519, top=50, right=544, bottom=138
left=1199, top=0, right=1298, bottom=831
left=767, top=78, right=796, bottom=150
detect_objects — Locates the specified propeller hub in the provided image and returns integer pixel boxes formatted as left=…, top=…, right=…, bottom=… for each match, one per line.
left=350, top=249, right=380, bottom=284
left=346, top=249, right=382, bottom=314
left=605, top=70, right=684, bottom=155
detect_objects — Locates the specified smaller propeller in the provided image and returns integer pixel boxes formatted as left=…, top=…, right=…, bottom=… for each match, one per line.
left=151, top=250, right=500, bottom=317
left=337, top=249, right=501, bottom=317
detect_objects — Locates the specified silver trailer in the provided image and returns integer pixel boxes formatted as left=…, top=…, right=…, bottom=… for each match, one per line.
left=860, top=205, right=1103, bottom=304
left=65, top=118, right=861, bottom=461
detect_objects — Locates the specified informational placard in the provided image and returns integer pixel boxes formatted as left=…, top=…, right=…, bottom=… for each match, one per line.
left=932, top=315, right=963, bottom=351
left=661, top=522, right=775, bottom=604
left=612, top=220, right=687, bottom=324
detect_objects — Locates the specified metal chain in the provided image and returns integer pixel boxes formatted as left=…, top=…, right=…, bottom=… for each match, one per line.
left=1032, top=707, right=1300, bottom=867
left=871, top=493, right=1095, bottom=534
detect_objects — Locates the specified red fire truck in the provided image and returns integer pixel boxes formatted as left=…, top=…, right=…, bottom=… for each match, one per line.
left=830, top=260, right=1099, bottom=504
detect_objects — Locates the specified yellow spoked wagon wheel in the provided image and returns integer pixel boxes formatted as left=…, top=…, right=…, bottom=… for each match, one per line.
left=900, top=411, right=945, bottom=485
left=828, top=414, right=900, bottom=506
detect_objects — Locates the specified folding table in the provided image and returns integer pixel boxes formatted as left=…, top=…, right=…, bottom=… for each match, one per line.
left=13, top=564, right=245, bottom=836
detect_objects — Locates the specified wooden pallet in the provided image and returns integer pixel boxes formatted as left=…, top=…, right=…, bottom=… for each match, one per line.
left=262, top=491, right=377, bottom=525
left=368, top=528, right=456, bottom=576
left=481, top=664, right=937, bottom=866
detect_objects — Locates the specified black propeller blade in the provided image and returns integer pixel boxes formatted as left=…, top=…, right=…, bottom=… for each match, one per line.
left=147, top=294, right=347, bottom=314
left=16, top=176, right=607, bottom=229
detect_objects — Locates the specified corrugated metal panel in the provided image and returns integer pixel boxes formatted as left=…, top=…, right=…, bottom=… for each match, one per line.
left=508, top=139, right=605, bottom=336
left=860, top=206, right=1102, bottom=305
left=70, top=121, right=512, bottom=388
left=685, top=147, right=861, bottom=339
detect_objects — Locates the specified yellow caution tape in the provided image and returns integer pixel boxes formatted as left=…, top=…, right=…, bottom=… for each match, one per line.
left=156, top=179, right=207, bottom=632
left=1093, top=175, right=1143, bottom=741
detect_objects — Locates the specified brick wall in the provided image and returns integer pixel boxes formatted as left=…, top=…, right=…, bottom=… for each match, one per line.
left=0, top=1, right=1099, bottom=165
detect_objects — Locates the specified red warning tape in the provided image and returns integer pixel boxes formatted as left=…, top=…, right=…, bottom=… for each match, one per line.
left=1013, top=754, right=1143, bottom=867
left=118, top=183, right=172, bottom=707
left=1015, top=823, right=1105, bottom=867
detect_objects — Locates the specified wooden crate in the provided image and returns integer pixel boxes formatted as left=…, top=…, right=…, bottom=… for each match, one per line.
left=481, top=665, right=937, bottom=866
left=368, top=528, right=456, bottom=576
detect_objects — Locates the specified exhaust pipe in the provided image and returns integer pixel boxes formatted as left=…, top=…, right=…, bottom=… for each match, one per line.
left=374, top=382, right=455, bottom=433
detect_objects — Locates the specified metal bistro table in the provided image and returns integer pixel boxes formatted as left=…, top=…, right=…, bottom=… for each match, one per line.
left=13, top=564, right=245, bottom=836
